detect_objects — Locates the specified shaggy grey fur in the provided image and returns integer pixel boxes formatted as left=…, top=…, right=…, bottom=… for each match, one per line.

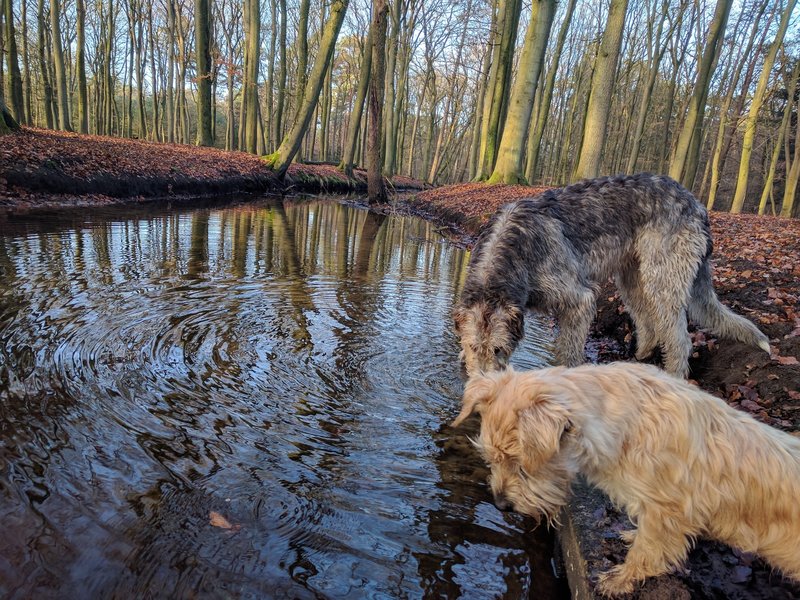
left=454, top=173, right=770, bottom=378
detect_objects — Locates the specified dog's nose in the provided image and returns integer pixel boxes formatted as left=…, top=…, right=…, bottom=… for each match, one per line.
left=493, top=494, right=512, bottom=511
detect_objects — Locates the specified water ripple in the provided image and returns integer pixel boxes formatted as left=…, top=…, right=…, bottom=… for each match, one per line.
left=0, top=198, right=561, bottom=599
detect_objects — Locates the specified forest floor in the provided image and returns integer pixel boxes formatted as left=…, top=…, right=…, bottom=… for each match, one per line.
left=0, top=127, right=424, bottom=210
left=409, top=182, right=800, bottom=600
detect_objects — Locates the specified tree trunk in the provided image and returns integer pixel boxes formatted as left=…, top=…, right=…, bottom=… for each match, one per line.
left=525, top=0, right=577, bottom=182
left=489, top=0, right=556, bottom=184
left=264, top=0, right=349, bottom=177
left=0, top=96, right=20, bottom=134
left=476, top=0, right=522, bottom=179
left=668, top=0, right=732, bottom=187
left=367, top=0, right=388, bottom=203
left=49, top=0, right=72, bottom=130
left=730, top=0, right=796, bottom=213
left=243, top=0, right=260, bottom=153
left=339, top=28, right=373, bottom=176
left=572, top=0, right=629, bottom=181
left=759, top=61, right=798, bottom=215
left=625, top=0, right=674, bottom=174
left=4, top=0, right=25, bottom=123
left=195, top=0, right=214, bottom=145
left=274, top=0, right=287, bottom=145
left=20, top=0, right=32, bottom=123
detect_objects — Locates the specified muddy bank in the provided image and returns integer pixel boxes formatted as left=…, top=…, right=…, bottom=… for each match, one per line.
left=0, top=128, right=425, bottom=211
left=400, top=182, right=800, bottom=599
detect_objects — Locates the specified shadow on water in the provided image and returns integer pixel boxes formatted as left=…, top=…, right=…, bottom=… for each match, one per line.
left=0, top=196, right=567, bottom=599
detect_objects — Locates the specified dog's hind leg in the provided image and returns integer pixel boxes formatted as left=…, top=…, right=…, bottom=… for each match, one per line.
left=637, top=230, right=699, bottom=378
left=615, top=264, right=658, bottom=360
left=597, top=516, right=692, bottom=597
left=554, top=287, right=596, bottom=367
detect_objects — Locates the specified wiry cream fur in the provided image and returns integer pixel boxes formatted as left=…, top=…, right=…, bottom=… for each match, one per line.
left=453, top=362, right=800, bottom=596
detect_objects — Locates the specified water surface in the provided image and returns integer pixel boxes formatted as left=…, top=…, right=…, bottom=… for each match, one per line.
left=0, top=197, right=561, bottom=598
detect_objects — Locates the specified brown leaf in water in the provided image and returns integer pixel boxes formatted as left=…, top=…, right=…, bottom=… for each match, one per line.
left=209, top=511, right=239, bottom=530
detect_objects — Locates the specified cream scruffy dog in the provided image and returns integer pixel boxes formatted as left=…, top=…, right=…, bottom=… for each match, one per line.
left=452, top=362, right=800, bottom=596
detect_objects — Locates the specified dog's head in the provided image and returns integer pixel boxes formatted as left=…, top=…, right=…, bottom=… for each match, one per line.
left=453, top=301, right=524, bottom=376
left=452, top=367, right=573, bottom=523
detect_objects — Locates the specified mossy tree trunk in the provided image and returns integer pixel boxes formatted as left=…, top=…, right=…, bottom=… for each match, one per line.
left=264, top=0, right=349, bottom=178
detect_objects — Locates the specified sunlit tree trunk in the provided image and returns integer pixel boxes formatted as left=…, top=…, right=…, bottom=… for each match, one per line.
left=669, top=0, right=731, bottom=187
left=476, top=0, right=522, bottom=180
left=573, top=0, right=628, bottom=181
left=705, top=2, right=767, bottom=210
left=20, top=0, right=32, bottom=123
left=243, top=0, right=260, bottom=153
left=489, top=0, right=556, bottom=184
left=525, top=0, right=577, bottom=182
left=264, top=0, right=349, bottom=177
left=294, top=0, right=310, bottom=159
left=166, top=0, right=176, bottom=141
left=147, top=0, right=160, bottom=141
left=759, top=61, right=799, bottom=215
left=74, top=0, right=89, bottom=132
left=782, top=107, right=800, bottom=218
left=730, top=0, right=796, bottom=213
left=49, top=0, right=72, bottom=130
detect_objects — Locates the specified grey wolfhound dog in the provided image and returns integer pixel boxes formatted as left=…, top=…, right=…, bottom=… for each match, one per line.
left=453, top=174, right=770, bottom=378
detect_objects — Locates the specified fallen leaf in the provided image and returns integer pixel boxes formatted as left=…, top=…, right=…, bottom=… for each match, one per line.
left=776, top=355, right=799, bottom=366
left=209, top=511, right=238, bottom=530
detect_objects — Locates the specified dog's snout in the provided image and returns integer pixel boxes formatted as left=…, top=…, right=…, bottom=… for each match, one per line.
left=493, top=493, right=512, bottom=512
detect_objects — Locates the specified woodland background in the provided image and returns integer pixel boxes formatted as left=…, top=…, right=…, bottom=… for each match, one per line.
left=1, top=0, right=800, bottom=216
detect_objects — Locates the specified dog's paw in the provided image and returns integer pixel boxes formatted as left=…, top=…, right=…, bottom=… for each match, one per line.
left=597, top=566, right=636, bottom=597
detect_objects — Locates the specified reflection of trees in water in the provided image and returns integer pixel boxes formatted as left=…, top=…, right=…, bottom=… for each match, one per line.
left=417, top=418, right=567, bottom=599
left=0, top=199, right=559, bottom=598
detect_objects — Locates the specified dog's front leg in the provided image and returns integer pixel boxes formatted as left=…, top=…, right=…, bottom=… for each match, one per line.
left=596, top=521, right=690, bottom=597
left=554, top=289, right=596, bottom=367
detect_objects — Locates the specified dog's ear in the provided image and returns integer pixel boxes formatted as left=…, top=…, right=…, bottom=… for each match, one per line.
left=452, top=374, right=497, bottom=427
left=517, top=389, right=571, bottom=475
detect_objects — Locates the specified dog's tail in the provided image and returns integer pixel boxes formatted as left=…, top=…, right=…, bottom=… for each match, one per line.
left=688, top=258, right=770, bottom=352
